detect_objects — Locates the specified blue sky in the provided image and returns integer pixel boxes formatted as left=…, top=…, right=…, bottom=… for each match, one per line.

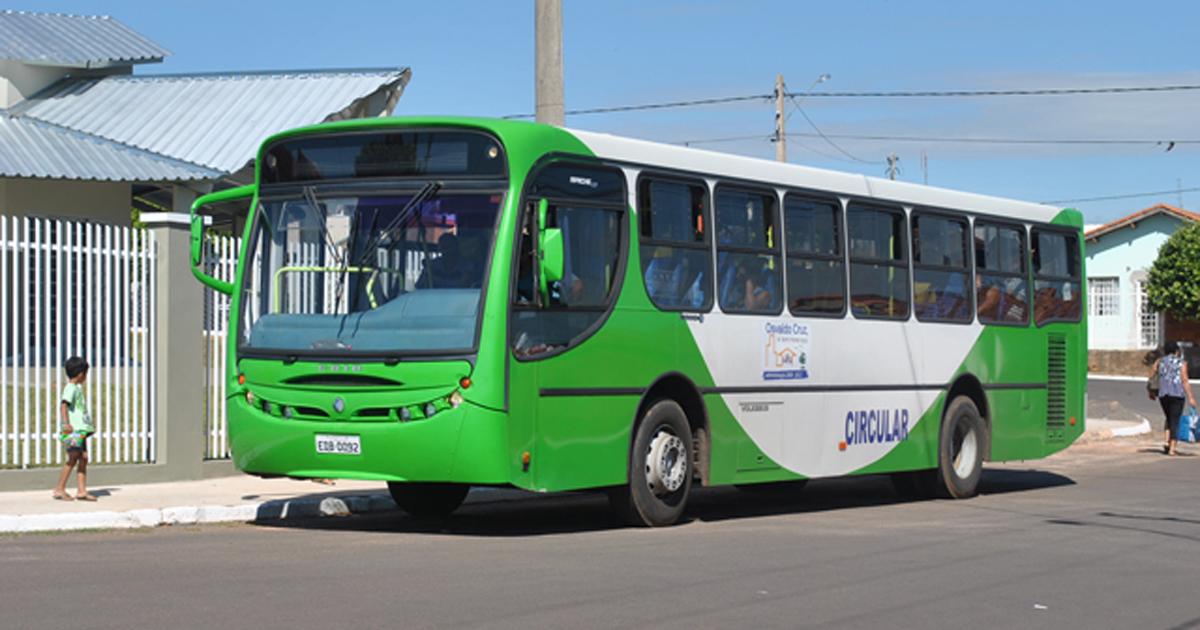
left=15, top=0, right=1200, bottom=222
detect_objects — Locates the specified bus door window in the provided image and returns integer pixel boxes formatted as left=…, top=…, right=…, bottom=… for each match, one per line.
left=847, top=204, right=909, bottom=319
left=1032, top=229, right=1082, bottom=325
left=638, top=178, right=712, bottom=311
left=784, top=196, right=844, bottom=315
left=715, top=187, right=782, bottom=314
left=974, top=221, right=1029, bottom=325
left=912, top=212, right=971, bottom=322
left=511, top=163, right=627, bottom=360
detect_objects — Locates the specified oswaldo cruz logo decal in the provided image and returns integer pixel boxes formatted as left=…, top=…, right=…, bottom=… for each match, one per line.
left=763, top=322, right=809, bottom=381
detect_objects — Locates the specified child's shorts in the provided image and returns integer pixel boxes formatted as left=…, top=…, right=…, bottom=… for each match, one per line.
left=61, top=432, right=88, bottom=452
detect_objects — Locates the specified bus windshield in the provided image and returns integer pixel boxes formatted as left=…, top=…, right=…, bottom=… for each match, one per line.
left=238, top=186, right=503, bottom=357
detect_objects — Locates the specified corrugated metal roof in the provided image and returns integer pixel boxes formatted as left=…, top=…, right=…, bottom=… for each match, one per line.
left=0, top=115, right=219, bottom=181
left=17, top=68, right=411, bottom=173
left=0, top=11, right=169, bottom=67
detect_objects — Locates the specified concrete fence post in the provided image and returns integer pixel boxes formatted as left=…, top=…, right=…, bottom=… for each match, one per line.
left=142, top=212, right=206, bottom=480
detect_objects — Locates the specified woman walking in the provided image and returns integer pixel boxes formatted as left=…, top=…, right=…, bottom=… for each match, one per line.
left=1152, top=341, right=1197, bottom=455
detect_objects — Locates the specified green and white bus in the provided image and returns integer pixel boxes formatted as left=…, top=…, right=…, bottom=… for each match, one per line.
left=190, top=117, right=1086, bottom=526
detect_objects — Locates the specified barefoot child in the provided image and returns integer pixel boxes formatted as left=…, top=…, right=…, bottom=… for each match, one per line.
left=52, top=357, right=95, bottom=501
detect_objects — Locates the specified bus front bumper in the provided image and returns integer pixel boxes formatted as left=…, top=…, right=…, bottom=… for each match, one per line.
left=226, top=396, right=511, bottom=484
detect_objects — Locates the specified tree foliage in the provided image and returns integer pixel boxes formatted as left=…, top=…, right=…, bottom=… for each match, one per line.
left=1146, top=222, right=1200, bottom=320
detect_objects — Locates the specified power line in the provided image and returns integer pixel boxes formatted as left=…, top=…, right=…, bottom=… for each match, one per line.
left=792, top=84, right=1200, bottom=98
left=1042, top=187, right=1200, bottom=204
left=677, top=134, right=768, bottom=146
left=787, top=96, right=880, bottom=164
left=502, top=94, right=768, bottom=119
left=503, top=83, right=1200, bottom=119
left=677, top=131, right=1199, bottom=147
left=787, top=132, right=1199, bottom=147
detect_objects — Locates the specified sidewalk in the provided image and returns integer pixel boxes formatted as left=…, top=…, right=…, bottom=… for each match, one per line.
left=0, top=417, right=1150, bottom=535
left=0, top=475, right=406, bottom=534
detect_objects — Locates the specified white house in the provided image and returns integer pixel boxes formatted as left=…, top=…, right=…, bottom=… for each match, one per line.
left=1085, top=203, right=1200, bottom=351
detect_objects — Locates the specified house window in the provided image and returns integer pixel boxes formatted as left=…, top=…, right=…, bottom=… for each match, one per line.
left=1136, top=280, right=1159, bottom=348
left=1088, top=277, right=1119, bottom=317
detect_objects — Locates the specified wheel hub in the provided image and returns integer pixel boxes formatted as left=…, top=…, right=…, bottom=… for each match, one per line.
left=645, top=429, right=687, bottom=496
left=952, top=424, right=978, bottom=479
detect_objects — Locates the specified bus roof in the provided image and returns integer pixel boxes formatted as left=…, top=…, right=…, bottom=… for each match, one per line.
left=569, top=128, right=1069, bottom=225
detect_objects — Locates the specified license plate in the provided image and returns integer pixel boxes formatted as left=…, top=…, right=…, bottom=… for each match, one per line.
left=315, top=434, right=361, bottom=455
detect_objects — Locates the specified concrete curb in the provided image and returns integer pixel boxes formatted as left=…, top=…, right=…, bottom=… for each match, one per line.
left=1081, top=418, right=1153, bottom=441
left=0, top=492, right=398, bottom=534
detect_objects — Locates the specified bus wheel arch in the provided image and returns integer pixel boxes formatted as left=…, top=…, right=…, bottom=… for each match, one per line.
left=634, top=373, right=710, bottom=487
left=946, top=374, right=991, bottom=462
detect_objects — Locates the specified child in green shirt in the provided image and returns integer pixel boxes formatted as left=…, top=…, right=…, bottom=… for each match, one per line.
left=53, top=356, right=95, bottom=501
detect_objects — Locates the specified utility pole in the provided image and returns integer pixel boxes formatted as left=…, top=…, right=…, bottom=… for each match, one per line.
left=535, top=0, right=564, bottom=126
left=921, top=150, right=928, bottom=185
left=886, top=153, right=900, bottom=180
left=774, top=74, right=786, bottom=162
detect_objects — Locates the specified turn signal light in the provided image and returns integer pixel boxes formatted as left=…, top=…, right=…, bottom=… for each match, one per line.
left=459, top=377, right=472, bottom=389
left=838, top=440, right=847, bottom=452
left=1069, top=416, right=1077, bottom=426
left=237, top=373, right=246, bottom=386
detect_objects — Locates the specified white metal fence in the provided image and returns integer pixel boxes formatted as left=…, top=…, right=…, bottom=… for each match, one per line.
left=0, top=217, right=157, bottom=469
left=203, top=234, right=239, bottom=459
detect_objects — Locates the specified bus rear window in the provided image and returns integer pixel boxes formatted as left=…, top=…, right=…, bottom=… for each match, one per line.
left=261, top=130, right=506, bottom=183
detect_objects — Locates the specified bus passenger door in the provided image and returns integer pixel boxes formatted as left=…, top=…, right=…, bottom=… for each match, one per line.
left=508, top=162, right=631, bottom=492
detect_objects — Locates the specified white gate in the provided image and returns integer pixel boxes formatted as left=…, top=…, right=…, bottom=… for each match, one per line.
left=0, top=217, right=156, bottom=469
left=203, top=234, right=239, bottom=459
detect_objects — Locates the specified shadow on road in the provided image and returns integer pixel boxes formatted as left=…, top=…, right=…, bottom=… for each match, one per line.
left=252, top=467, right=1075, bottom=537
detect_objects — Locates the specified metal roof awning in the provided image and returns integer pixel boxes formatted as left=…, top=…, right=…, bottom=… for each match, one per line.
left=1, top=67, right=411, bottom=184
left=14, top=67, right=411, bottom=175
left=0, top=115, right=219, bottom=182
left=0, top=10, right=169, bottom=68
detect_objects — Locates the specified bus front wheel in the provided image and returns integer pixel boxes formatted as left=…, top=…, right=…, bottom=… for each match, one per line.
left=609, top=399, right=693, bottom=527
left=387, top=482, right=470, bottom=518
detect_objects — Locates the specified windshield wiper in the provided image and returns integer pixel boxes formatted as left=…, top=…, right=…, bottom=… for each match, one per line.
left=303, top=185, right=346, bottom=268
left=352, top=181, right=443, bottom=269
left=335, top=181, right=442, bottom=316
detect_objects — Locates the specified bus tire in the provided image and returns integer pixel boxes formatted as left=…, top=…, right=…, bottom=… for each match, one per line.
left=387, top=482, right=470, bottom=517
left=609, top=399, right=693, bottom=527
left=934, top=396, right=986, bottom=499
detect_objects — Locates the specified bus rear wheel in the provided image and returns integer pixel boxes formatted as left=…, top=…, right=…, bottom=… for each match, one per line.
left=934, top=396, right=986, bottom=498
left=609, top=399, right=693, bottom=527
left=891, top=396, right=986, bottom=499
left=387, top=482, right=470, bottom=517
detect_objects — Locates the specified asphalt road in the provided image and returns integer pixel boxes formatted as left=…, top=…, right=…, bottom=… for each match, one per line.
left=1088, top=376, right=1200, bottom=427
left=3, top=437, right=1198, bottom=630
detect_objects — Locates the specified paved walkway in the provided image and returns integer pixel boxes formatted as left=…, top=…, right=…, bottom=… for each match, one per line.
left=0, top=417, right=1150, bottom=534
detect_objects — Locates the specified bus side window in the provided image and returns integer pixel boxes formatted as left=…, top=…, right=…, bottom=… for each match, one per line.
left=638, top=178, right=712, bottom=311
left=912, top=212, right=971, bottom=322
left=715, top=186, right=782, bottom=315
left=784, top=195, right=844, bottom=315
left=1031, top=229, right=1081, bottom=326
left=975, top=221, right=1029, bottom=325
left=847, top=204, right=909, bottom=319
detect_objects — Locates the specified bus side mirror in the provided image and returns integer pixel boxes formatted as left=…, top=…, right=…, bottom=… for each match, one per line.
left=190, top=185, right=254, bottom=296
left=537, top=199, right=564, bottom=299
